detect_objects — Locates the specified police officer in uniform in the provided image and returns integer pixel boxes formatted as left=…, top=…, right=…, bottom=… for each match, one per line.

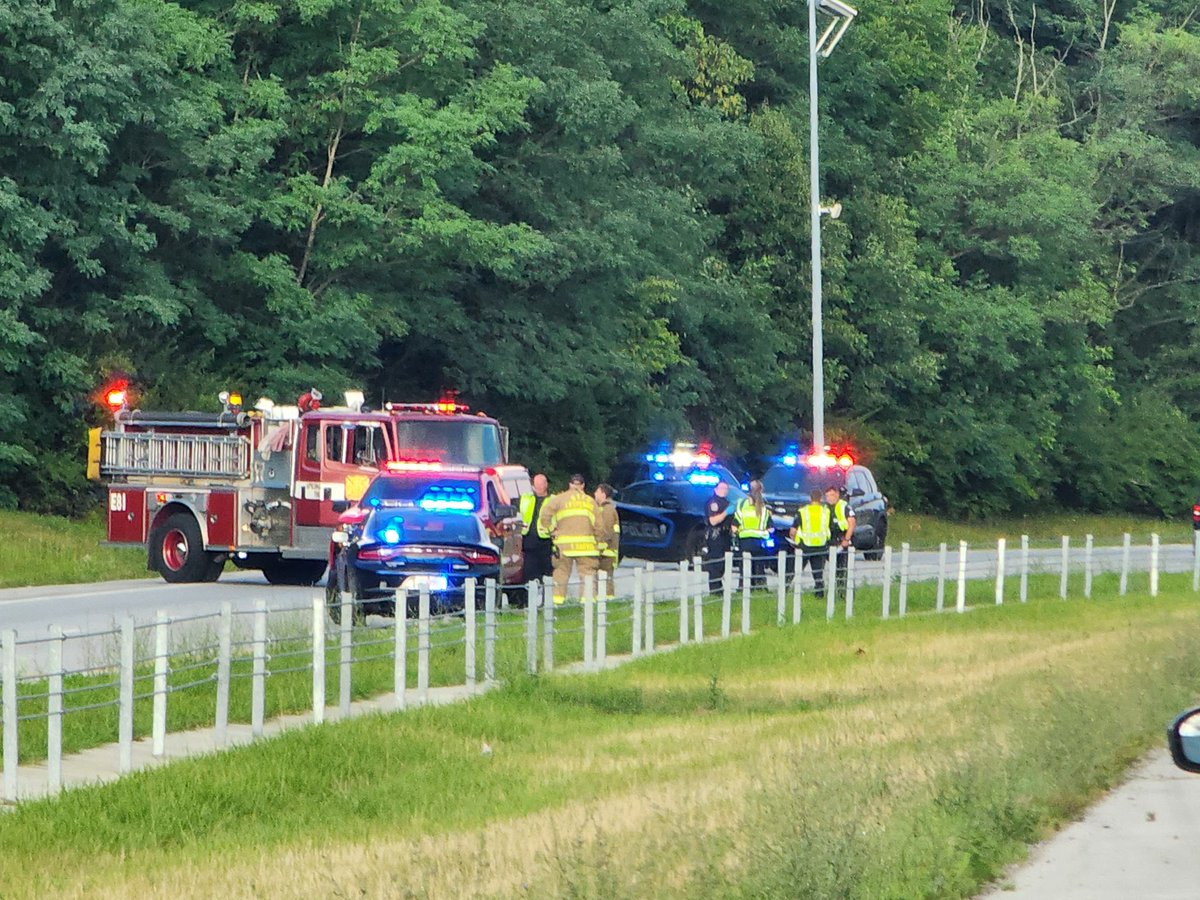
left=703, top=481, right=734, bottom=594
left=537, top=474, right=599, bottom=604
left=824, top=484, right=856, bottom=594
left=734, top=479, right=771, bottom=589
left=790, top=489, right=831, bottom=597
left=594, top=483, right=620, bottom=598
left=518, top=473, right=554, bottom=589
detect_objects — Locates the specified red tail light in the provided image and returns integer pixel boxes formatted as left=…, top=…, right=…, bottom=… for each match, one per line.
left=1192, top=504, right=1200, bottom=521
left=358, top=545, right=498, bottom=564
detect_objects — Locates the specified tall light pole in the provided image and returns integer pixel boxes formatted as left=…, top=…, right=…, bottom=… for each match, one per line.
left=809, top=0, right=857, bottom=453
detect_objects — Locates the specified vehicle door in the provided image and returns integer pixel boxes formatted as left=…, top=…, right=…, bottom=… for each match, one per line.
left=295, top=418, right=392, bottom=529
left=483, top=479, right=523, bottom=584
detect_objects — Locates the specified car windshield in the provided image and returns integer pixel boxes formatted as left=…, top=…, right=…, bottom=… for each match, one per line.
left=762, top=465, right=847, bottom=496
left=364, top=509, right=485, bottom=545
left=393, top=420, right=503, bottom=467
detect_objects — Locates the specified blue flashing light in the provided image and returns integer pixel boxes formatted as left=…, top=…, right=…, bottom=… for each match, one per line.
left=653, top=453, right=670, bottom=464
left=740, top=482, right=749, bottom=491
left=781, top=454, right=798, bottom=467
left=369, top=497, right=381, bottom=507
left=765, top=536, right=776, bottom=549
left=652, top=471, right=665, bottom=481
left=417, top=484, right=477, bottom=514
left=688, top=471, right=720, bottom=486
left=382, top=519, right=403, bottom=544
left=644, top=453, right=654, bottom=462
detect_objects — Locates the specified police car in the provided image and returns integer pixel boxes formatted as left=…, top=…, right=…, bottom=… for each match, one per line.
left=614, top=448, right=788, bottom=563
left=326, top=461, right=530, bottom=620
left=761, top=448, right=888, bottom=559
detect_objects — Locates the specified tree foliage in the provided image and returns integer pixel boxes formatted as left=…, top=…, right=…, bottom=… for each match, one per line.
left=3, top=0, right=1200, bottom=516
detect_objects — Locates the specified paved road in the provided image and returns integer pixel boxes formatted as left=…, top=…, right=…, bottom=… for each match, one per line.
left=977, top=747, right=1200, bottom=899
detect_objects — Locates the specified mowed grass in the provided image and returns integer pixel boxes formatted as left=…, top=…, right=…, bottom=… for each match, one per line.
left=3, top=583, right=1200, bottom=899
left=889, top=509, right=1192, bottom=549
left=0, top=510, right=148, bottom=587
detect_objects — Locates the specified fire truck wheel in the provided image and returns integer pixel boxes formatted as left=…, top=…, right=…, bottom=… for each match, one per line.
left=203, top=554, right=227, bottom=582
left=149, top=513, right=211, bottom=583
left=262, top=559, right=327, bottom=586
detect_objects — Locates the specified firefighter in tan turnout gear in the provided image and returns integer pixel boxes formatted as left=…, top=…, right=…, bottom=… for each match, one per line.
left=537, top=474, right=599, bottom=604
left=594, top=483, right=620, bottom=598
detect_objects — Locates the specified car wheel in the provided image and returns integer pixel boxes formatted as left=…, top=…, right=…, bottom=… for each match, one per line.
left=325, top=552, right=365, bottom=625
left=149, top=513, right=215, bottom=583
left=684, top=525, right=706, bottom=563
left=863, top=517, right=887, bottom=561
left=262, top=558, right=328, bottom=586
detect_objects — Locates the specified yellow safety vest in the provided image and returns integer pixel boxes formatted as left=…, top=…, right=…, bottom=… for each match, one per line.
left=831, top=498, right=850, bottom=532
left=796, top=502, right=831, bottom=548
left=519, top=493, right=547, bottom=537
left=734, top=498, right=770, bottom=539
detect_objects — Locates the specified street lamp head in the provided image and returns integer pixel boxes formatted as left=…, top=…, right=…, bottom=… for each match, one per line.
left=815, top=0, right=857, bottom=57
left=818, top=0, right=858, bottom=19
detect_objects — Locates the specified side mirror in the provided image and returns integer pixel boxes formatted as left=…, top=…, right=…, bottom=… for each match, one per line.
left=493, top=503, right=518, bottom=520
left=656, top=496, right=680, bottom=510
left=331, top=530, right=350, bottom=545
left=1168, top=707, right=1200, bottom=773
left=331, top=500, right=350, bottom=513
left=850, top=488, right=865, bottom=498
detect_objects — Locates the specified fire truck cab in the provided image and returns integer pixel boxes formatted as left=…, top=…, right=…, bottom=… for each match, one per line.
left=91, top=391, right=511, bottom=585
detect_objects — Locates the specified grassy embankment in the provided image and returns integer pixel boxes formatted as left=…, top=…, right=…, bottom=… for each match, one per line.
left=0, top=507, right=1190, bottom=589
left=2, top=578, right=1200, bottom=899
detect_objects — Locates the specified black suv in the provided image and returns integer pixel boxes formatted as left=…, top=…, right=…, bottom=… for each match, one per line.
left=761, top=459, right=888, bottom=559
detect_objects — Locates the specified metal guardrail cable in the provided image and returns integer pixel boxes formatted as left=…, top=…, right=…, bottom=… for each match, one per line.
left=264, top=663, right=313, bottom=677
left=60, top=680, right=121, bottom=696
left=167, top=675, right=217, bottom=693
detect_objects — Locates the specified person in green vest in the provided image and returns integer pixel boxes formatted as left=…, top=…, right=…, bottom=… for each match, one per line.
left=790, top=488, right=831, bottom=597
left=824, top=484, right=856, bottom=596
left=734, top=479, right=771, bottom=589
left=518, top=473, right=553, bottom=589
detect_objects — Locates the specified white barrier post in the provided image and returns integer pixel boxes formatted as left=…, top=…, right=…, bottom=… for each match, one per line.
left=119, top=616, right=135, bottom=773
left=1059, top=536, right=1070, bottom=600
left=898, top=543, right=910, bottom=618
left=339, top=590, right=352, bottom=716
left=312, top=597, right=327, bottom=723
left=2, top=629, right=18, bottom=802
left=935, top=542, right=947, bottom=612
left=692, top=564, right=704, bottom=643
left=678, top=561, right=689, bottom=645
left=526, top=581, right=539, bottom=676
left=215, top=602, right=232, bottom=746
left=826, top=546, right=838, bottom=620
left=484, top=581, right=497, bottom=683
left=632, top=568, right=643, bottom=658
left=1119, top=532, right=1131, bottom=596
left=252, top=600, right=267, bottom=737
left=1084, top=534, right=1094, bottom=599
left=881, top=545, right=893, bottom=619
left=845, top=550, right=855, bottom=619
left=542, top=577, right=555, bottom=672
left=994, top=538, right=1006, bottom=606
left=721, top=553, right=734, bottom=637
left=776, top=551, right=787, bottom=626
left=741, top=551, right=752, bottom=635
left=47, top=625, right=64, bottom=795
left=955, top=542, right=967, bottom=613
left=583, top=575, right=596, bottom=669
left=1150, top=533, right=1160, bottom=597
left=394, top=590, right=408, bottom=710
left=152, top=611, right=170, bottom=757
left=417, top=587, right=431, bottom=702
left=597, top=572, right=608, bottom=666
left=1193, top=531, right=1200, bottom=593
left=644, top=566, right=656, bottom=653
left=1019, top=535, right=1029, bottom=603
left=792, top=549, right=803, bottom=624
left=465, top=580, right=477, bottom=690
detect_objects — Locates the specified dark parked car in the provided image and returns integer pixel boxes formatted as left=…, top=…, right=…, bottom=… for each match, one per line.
left=616, top=479, right=789, bottom=563
left=761, top=455, right=888, bottom=560
left=327, top=505, right=505, bottom=622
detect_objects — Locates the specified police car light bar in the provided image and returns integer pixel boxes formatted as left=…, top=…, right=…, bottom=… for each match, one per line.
left=417, top=485, right=478, bottom=513
left=688, top=471, right=721, bottom=486
left=644, top=442, right=715, bottom=469
left=384, top=401, right=469, bottom=414
left=386, top=459, right=443, bottom=471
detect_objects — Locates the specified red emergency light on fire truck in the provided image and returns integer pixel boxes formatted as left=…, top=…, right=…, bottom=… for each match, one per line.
left=87, top=386, right=513, bottom=585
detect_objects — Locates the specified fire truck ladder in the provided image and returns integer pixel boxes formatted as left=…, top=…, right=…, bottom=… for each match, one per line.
left=100, top=432, right=251, bottom=480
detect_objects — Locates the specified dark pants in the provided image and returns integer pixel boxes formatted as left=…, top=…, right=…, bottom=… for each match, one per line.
left=800, top=544, right=828, bottom=596
left=522, top=540, right=554, bottom=586
left=832, top=542, right=850, bottom=589
left=738, top=538, right=770, bottom=589
left=703, top=537, right=731, bottom=594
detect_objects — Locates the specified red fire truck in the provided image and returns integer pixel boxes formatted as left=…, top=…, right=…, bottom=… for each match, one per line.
left=87, top=388, right=515, bottom=584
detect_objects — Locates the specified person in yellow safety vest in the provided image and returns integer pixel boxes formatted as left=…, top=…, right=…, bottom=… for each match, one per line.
left=789, top=488, right=831, bottom=597
left=734, top=479, right=771, bottom=590
left=824, top=484, right=856, bottom=595
left=593, top=483, right=620, bottom=598
left=537, top=473, right=599, bottom=605
left=518, top=473, right=554, bottom=590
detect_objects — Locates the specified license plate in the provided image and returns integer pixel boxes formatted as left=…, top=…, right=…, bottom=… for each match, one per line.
left=400, top=575, right=449, bottom=592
